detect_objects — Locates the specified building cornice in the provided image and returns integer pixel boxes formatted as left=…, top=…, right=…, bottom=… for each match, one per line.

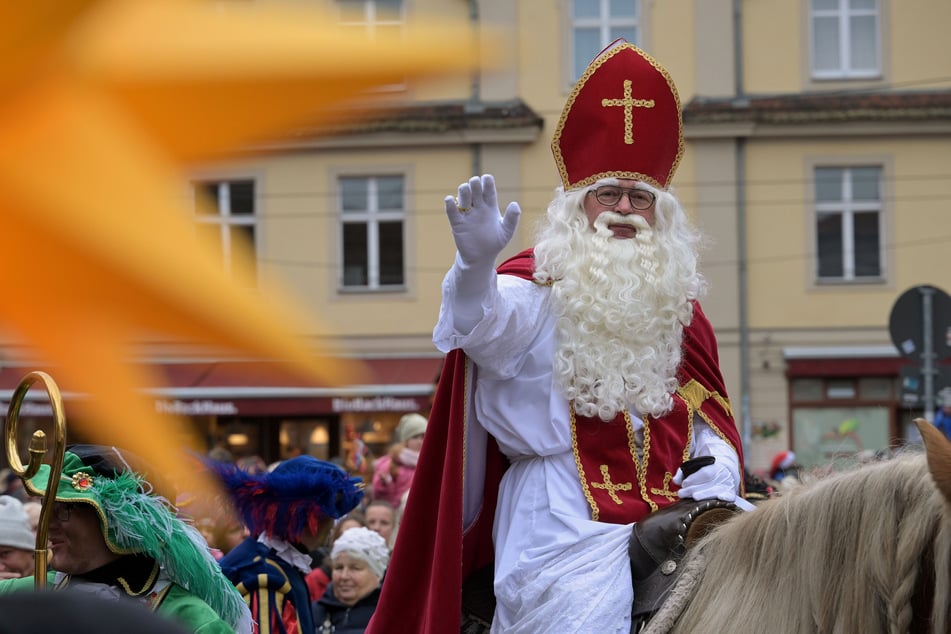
left=683, top=90, right=951, bottom=139
left=244, top=99, right=545, bottom=152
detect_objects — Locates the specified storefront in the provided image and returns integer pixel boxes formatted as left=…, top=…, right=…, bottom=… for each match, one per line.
left=784, top=345, right=950, bottom=471
left=0, top=356, right=442, bottom=470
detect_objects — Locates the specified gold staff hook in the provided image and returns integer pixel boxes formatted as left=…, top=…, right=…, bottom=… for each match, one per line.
left=4, top=371, right=67, bottom=589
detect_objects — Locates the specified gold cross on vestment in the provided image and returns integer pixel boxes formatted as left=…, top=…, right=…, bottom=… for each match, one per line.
left=601, top=79, right=655, bottom=145
left=590, top=464, right=633, bottom=505
left=650, top=471, right=679, bottom=501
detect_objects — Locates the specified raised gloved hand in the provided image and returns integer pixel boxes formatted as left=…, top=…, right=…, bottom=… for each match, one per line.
left=445, top=174, right=521, bottom=270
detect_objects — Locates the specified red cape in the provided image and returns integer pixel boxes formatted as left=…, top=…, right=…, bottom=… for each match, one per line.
left=367, top=249, right=742, bottom=633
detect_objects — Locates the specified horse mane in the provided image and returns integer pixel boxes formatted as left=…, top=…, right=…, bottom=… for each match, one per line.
left=671, top=450, right=951, bottom=633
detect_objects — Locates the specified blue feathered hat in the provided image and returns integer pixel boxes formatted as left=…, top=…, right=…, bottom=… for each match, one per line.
left=207, top=455, right=364, bottom=542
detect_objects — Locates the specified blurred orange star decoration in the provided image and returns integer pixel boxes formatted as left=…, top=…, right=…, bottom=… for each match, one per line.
left=0, top=0, right=493, bottom=495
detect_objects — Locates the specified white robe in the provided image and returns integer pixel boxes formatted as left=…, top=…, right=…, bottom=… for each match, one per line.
left=434, top=265, right=739, bottom=634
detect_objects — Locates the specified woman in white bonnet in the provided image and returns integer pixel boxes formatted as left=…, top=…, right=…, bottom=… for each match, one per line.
left=312, top=527, right=389, bottom=634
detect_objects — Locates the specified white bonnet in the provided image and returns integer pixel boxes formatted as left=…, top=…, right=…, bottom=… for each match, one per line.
left=331, top=526, right=390, bottom=578
left=397, top=413, right=427, bottom=443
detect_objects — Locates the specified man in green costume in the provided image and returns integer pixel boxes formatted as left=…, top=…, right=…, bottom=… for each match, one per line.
left=0, top=444, right=251, bottom=633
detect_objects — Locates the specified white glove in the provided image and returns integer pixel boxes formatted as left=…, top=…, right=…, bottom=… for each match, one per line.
left=445, top=174, right=521, bottom=271
left=673, top=459, right=755, bottom=511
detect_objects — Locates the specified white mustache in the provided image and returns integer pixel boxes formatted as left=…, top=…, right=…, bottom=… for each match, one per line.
left=593, top=212, right=650, bottom=231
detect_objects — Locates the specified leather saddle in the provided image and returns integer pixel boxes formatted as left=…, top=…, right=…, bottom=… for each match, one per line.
left=629, top=497, right=739, bottom=631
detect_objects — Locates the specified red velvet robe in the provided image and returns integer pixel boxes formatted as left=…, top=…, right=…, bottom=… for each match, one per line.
left=366, top=249, right=743, bottom=633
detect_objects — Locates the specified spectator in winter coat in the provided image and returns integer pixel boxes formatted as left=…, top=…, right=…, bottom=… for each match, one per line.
left=312, top=527, right=389, bottom=634
left=371, top=413, right=426, bottom=507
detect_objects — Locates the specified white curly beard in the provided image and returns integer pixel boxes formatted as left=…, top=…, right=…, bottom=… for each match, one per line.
left=534, top=188, right=704, bottom=421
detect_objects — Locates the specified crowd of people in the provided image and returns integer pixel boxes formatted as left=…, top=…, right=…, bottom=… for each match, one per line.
left=0, top=444, right=250, bottom=633
left=0, top=410, right=427, bottom=634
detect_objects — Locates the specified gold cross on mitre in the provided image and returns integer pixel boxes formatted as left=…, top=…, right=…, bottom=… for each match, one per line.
left=601, top=79, right=655, bottom=144
left=590, top=464, right=633, bottom=505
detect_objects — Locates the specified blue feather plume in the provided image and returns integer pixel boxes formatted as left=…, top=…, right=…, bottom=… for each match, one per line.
left=205, top=456, right=364, bottom=542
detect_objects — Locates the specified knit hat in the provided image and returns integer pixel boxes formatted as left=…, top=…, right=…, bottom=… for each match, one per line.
left=551, top=39, right=683, bottom=191
left=207, top=454, right=364, bottom=543
left=0, top=495, right=35, bottom=551
left=397, top=413, right=427, bottom=443
left=331, top=526, right=389, bottom=578
left=23, top=445, right=250, bottom=634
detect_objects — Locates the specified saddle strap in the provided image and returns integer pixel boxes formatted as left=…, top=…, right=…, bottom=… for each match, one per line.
left=629, top=498, right=739, bottom=629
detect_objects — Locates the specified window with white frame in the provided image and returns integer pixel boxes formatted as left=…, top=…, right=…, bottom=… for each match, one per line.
left=192, top=179, right=257, bottom=282
left=336, top=0, right=404, bottom=89
left=572, top=0, right=640, bottom=81
left=337, top=0, right=402, bottom=34
left=814, top=166, right=882, bottom=282
left=339, top=175, right=405, bottom=290
left=810, top=0, right=880, bottom=79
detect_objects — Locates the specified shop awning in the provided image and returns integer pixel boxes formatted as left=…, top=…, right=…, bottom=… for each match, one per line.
left=0, top=356, right=444, bottom=416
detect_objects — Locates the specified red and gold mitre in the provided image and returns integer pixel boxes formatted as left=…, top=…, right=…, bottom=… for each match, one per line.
left=551, top=39, right=684, bottom=191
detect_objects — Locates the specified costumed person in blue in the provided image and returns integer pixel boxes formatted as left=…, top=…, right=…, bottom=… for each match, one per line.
left=935, top=387, right=951, bottom=441
left=211, top=455, right=364, bottom=634
left=0, top=444, right=251, bottom=634
left=368, top=40, right=751, bottom=634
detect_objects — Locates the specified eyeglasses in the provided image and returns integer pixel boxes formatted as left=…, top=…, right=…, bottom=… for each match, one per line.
left=588, top=186, right=656, bottom=210
left=49, top=503, right=72, bottom=522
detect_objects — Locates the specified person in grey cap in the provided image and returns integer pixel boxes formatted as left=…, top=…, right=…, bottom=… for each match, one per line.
left=0, top=496, right=35, bottom=579
left=371, top=413, right=427, bottom=507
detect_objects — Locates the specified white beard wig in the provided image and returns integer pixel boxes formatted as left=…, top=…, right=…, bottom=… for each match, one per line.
left=533, top=180, right=707, bottom=420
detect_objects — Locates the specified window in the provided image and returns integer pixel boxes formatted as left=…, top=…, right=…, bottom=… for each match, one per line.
left=814, top=166, right=882, bottom=282
left=192, top=179, right=257, bottom=282
left=337, top=0, right=402, bottom=36
left=791, top=406, right=889, bottom=470
left=572, top=0, right=640, bottom=81
left=336, top=1, right=404, bottom=89
left=791, top=378, right=824, bottom=402
left=858, top=377, right=892, bottom=400
left=810, top=0, right=880, bottom=79
left=339, top=175, right=405, bottom=290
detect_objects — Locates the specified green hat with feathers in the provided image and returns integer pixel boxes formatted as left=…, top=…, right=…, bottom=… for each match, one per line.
left=25, top=445, right=250, bottom=633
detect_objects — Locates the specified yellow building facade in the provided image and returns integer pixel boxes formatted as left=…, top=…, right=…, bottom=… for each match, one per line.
left=80, top=0, right=950, bottom=471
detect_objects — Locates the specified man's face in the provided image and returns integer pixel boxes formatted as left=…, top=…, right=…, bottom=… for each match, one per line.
left=47, top=502, right=119, bottom=574
left=297, top=515, right=336, bottom=552
left=0, top=546, right=33, bottom=577
left=582, top=178, right=656, bottom=239
left=538, top=176, right=698, bottom=420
